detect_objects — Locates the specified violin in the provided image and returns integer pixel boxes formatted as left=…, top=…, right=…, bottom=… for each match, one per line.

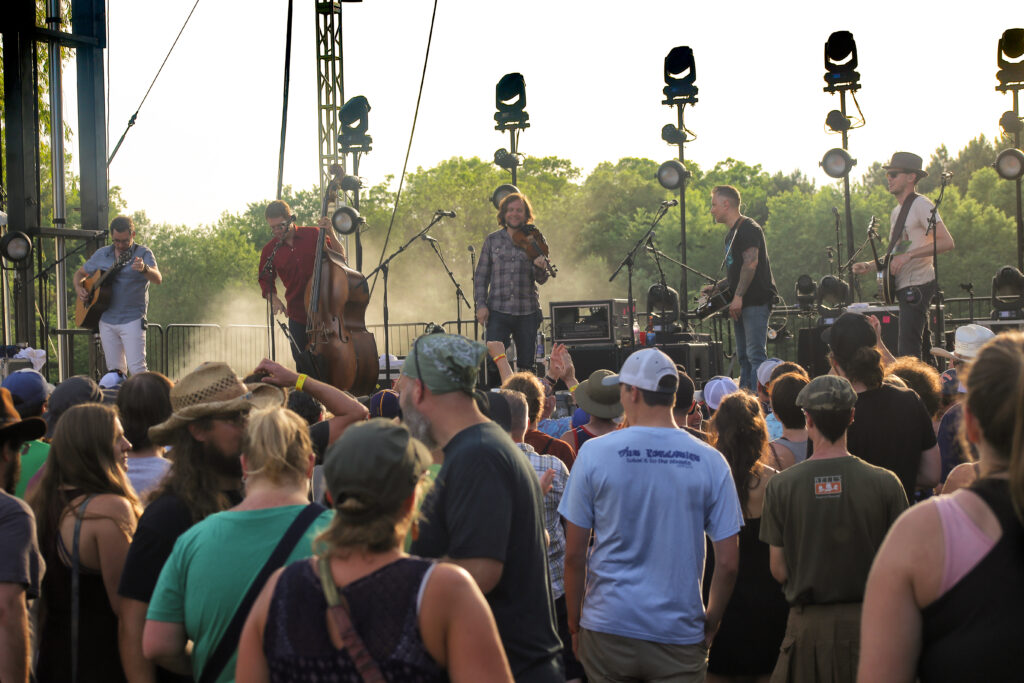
left=511, top=224, right=558, bottom=278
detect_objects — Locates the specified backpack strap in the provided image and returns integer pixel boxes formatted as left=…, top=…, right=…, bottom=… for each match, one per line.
left=317, top=554, right=386, bottom=683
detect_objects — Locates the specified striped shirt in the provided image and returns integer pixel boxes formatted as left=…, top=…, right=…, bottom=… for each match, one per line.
left=516, top=442, right=569, bottom=598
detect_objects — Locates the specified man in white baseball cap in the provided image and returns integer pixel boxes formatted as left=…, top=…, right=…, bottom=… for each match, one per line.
left=560, top=347, right=742, bottom=681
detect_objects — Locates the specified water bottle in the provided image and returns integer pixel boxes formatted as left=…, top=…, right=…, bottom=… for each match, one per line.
left=536, top=331, right=545, bottom=362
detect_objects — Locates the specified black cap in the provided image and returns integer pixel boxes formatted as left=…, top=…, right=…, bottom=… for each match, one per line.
left=821, top=312, right=876, bottom=365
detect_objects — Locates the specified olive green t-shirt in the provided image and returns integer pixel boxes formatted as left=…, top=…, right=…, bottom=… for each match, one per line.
left=759, top=455, right=908, bottom=605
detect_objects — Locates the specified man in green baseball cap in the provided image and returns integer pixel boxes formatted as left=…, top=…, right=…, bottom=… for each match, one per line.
left=759, top=374, right=908, bottom=681
left=400, top=334, right=563, bottom=680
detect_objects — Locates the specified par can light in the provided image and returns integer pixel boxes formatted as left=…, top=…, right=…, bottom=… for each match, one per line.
left=0, top=231, right=32, bottom=263
left=491, top=184, right=520, bottom=210
left=657, top=160, right=689, bottom=190
left=994, top=148, right=1024, bottom=181
left=332, top=206, right=362, bottom=235
left=820, top=148, right=856, bottom=179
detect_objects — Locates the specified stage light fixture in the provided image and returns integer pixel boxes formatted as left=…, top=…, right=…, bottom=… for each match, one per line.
left=331, top=206, right=363, bottom=235
left=994, top=148, right=1024, bottom=181
left=494, top=73, right=529, bottom=130
left=824, top=31, right=860, bottom=90
left=338, top=96, right=372, bottom=151
left=647, top=283, right=680, bottom=329
left=820, top=148, right=857, bottom=179
left=663, top=46, right=698, bottom=102
left=490, top=184, right=520, bottom=210
left=0, top=231, right=32, bottom=264
left=825, top=109, right=852, bottom=132
left=657, top=160, right=690, bottom=190
left=817, top=274, right=849, bottom=308
left=494, top=148, right=519, bottom=171
left=340, top=175, right=365, bottom=192
left=999, top=110, right=1024, bottom=135
left=991, top=265, right=1024, bottom=318
left=997, top=28, right=1024, bottom=88
left=795, top=274, right=817, bottom=310
left=661, top=124, right=687, bottom=145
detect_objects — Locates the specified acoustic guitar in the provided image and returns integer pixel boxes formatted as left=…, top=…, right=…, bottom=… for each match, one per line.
left=75, top=249, right=134, bottom=329
left=866, top=217, right=896, bottom=305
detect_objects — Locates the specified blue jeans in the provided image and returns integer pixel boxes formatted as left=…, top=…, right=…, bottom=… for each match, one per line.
left=486, top=309, right=541, bottom=372
left=733, top=303, right=771, bottom=391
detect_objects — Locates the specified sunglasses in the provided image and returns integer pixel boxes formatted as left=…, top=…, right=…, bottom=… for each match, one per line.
left=886, top=171, right=909, bottom=179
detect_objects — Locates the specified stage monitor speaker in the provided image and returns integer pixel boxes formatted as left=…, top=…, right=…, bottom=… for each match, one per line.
left=798, top=326, right=830, bottom=378
left=660, top=343, right=711, bottom=386
left=567, top=344, right=623, bottom=380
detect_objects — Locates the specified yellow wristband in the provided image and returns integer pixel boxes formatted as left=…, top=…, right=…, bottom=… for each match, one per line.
left=492, top=353, right=506, bottom=362
left=295, top=374, right=308, bottom=392
left=569, top=382, right=580, bottom=393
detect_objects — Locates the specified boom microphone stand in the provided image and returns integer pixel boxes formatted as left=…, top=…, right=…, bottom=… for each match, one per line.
left=423, top=234, right=472, bottom=336
left=927, top=172, right=952, bottom=359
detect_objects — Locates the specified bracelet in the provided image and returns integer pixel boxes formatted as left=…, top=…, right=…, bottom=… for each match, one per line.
left=295, top=373, right=308, bottom=392
left=492, top=353, right=506, bottom=362
left=569, top=382, right=580, bottom=394
left=544, top=375, right=557, bottom=386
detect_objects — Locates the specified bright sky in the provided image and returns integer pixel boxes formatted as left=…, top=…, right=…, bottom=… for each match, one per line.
left=61, top=0, right=1019, bottom=227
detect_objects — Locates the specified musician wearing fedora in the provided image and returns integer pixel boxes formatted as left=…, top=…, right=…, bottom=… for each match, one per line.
left=853, top=152, right=955, bottom=360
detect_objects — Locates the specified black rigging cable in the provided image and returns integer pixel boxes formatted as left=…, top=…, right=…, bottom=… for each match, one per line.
left=276, top=0, right=294, bottom=199
left=368, top=0, right=439, bottom=296
left=107, top=0, right=202, bottom=166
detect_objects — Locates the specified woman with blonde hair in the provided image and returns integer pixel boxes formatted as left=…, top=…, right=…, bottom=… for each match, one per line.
left=237, top=418, right=512, bottom=682
left=29, top=403, right=144, bottom=682
left=860, top=331, right=1024, bottom=681
left=143, top=405, right=331, bottom=683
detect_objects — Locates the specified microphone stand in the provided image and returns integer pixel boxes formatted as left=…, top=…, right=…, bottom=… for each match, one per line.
left=425, top=237, right=472, bottom=336
left=468, top=245, right=478, bottom=340
left=926, top=173, right=951, bottom=360
left=609, top=203, right=672, bottom=351
left=363, top=212, right=446, bottom=386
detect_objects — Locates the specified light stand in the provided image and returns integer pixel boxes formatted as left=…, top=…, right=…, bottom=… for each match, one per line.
left=994, top=28, right=1024, bottom=270
left=493, top=73, right=530, bottom=187
left=820, top=30, right=865, bottom=299
left=338, top=95, right=372, bottom=271
left=659, top=46, right=698, bottom=315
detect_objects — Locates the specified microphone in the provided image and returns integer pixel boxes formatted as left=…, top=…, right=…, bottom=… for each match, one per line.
left=468, top=245, right=475, bottom=252
left=422, top=235, right=439, bottom=243
left=661, top=199, right=679, bottom=207
left=832, top=207, right=840, bottom=220
left=436, top=210, right=457, bottom=218
left=941, top=171, right=954, bottom=179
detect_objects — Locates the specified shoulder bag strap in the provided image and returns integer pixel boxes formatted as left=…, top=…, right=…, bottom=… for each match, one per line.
left=71, top=495, right=96, bottom=683
left=198, top=503, right=326, bottom=683
left=887, top=193, right=919, bottom=259
left=317, top=555, right=387, bottom=683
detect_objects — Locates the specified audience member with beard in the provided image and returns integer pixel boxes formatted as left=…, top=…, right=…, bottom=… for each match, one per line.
left=0, top=388, right=46, bottom=683
left=143, top=405, right=330, bottom=682
left=117, top=362, right=284, bottom=683
left=402, top=334, right=563, bottom=682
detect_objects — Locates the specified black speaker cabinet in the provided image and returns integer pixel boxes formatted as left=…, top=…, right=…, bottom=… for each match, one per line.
left=660, top=343, right=711, bottom=386
left=798, top=326, right=830, bottom=378
left=567, top=345, right=624, bottom=380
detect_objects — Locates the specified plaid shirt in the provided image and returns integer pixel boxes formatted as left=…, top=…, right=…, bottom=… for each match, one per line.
left=474, top=228, right=549, bottom=315
left=517, top=442, right=569, bottom=598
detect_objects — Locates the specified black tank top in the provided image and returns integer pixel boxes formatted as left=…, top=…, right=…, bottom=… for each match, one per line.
left=918, top=477, right=1024, bottom=682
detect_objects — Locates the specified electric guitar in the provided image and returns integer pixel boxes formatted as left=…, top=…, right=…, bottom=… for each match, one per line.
left=75, top=249, right=134, bottom=328
left=866, top=217, right=897, bottom=305
left=694, top=279, right=734, bottom=320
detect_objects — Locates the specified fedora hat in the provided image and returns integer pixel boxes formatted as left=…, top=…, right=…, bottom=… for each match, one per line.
left=930, top=324, right=995, bottom=363
left=148, top=362, right=284, bottom=445
left=884, top=151, right=928, bottom=179
left=0, top=388, right=46, bottom=444
left=574, top=369, right=624, bottom=420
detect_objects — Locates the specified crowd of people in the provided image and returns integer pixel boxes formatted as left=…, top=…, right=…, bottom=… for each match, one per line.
left=2, top=310, right=1022, bottom=682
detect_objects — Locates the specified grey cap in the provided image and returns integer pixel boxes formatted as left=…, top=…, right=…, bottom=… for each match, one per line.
left=796, top=375, right=858, bottom=411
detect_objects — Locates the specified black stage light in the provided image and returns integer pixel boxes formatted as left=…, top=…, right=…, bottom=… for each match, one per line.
left=647, top=283, right=680, bottom=328
left=0, top=231, right=32, bottom=264
left=331, top=206, right=363, bottom=235
left=996, top=28, right=1024, bottom=88
left=991, top=265, right=1024, bottom=318
left=825, top=109, right=852, bottom=132
left=661, top=124, right=687, bottom=145
left=795, top=274, right=817, bottom=310
left=494, top=148, right=519, bottom=171
left=657, top=160, right=690, bottom=190
left=994, top=148, right=1024, bottom=181
left=820, top=148, right=856, bottom=179
left=817, top=274, right=849, bottom=308
left=999, top=110, right=1024, bottom=135
left=340, top=175, right=365, bottom=192
left=491, top=184, right=520, bottom=210
left=494, top=73, right=529, bottom=130
left=663, top=46, right=698, bottom=101
left=338, top=96, right=372, bottom=151
left=824, top=31, right=860, bottom=90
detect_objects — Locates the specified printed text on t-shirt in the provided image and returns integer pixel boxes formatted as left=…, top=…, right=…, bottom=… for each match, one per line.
left=618, top=447, right=701, bottom=467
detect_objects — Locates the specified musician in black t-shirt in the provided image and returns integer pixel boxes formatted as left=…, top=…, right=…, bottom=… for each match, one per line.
left=705, top=185, right=778, bottom=391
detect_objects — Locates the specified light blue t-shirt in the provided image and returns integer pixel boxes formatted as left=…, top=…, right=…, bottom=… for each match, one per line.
left=559, top=425, right=742, bottom=646
left=766, top=411, right=784, bottom=440
left=82, top=243, right=156, bottom=324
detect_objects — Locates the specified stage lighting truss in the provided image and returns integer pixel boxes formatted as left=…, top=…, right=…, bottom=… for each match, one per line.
left=991, top=265, right=1024, bottom=318
left=996, top=28, right=1024, bottom=90
left=795, top=274, right=817, bottom=311
left=662, top=46, right=698, bottom=105
left=0, top=230, right=32, bottom=263
left=332, top=206, right=363, bottom=235
left=994, top=148, right=1024, bottom=181
left=490, top=184, right=520, bottom=210
left=657, top=160, right=691, bottom=190
left=494, top=148, right=520, bottom=172
left=494, top=73, right=530, bottom=131
left=338, top=96, right=372, bottom=152
left=824, top=30, right=860, bottom=92
left=820, top=148, right=857, bottom=179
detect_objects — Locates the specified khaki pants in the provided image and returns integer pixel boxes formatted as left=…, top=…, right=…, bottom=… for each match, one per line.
left=770, top=603, right=861, bottom=683
left=578, top=628, right=708, bottom=683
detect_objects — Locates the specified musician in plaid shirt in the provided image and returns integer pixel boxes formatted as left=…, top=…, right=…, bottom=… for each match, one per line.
left=474, top=192, right=551, bottom=372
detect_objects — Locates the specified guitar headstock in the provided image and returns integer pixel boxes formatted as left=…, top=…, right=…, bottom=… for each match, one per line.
left=867, top=216, right=879, bottom=238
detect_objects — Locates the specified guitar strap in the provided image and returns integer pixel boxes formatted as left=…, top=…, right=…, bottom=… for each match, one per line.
left=886, top=193, right=919, bottom=260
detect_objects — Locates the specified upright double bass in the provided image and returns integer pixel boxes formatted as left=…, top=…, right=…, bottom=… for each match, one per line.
left=303, top=165, right=378, bottom=395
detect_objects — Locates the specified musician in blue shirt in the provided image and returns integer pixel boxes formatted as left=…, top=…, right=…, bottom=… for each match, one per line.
left=74, top=215, right=162, bottom=374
